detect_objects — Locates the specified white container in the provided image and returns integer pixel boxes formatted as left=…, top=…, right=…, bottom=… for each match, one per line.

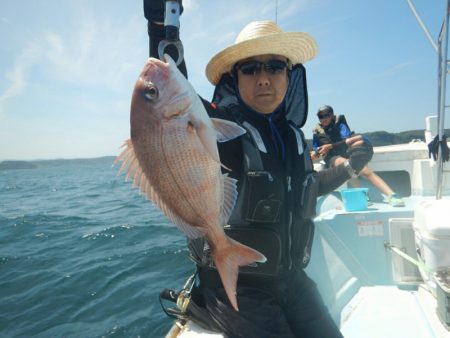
left=413, top=200, right=450, bottom=272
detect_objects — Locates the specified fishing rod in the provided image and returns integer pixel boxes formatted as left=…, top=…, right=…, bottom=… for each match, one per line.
left=143, top=0, right=184, bottom=66
left=158, top=0, right=184, bottom=65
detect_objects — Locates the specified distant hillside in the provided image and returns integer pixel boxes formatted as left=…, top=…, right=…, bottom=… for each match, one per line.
left=32, top=156, right=116, bottom=168
left=364, top=129, right=442, bottom=146
left=306, top=129, right=450, bottom=148
left=0, top=161, right=37, bottom=170
left=3, top=128, right=450, bottom=167
left=0, top=156, right=116, bottom=170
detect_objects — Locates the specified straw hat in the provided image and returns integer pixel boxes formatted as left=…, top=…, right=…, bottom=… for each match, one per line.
left=205, top=20, right=318, bottom=85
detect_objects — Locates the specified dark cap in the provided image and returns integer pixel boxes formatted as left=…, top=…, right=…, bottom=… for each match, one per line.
left=317, top=105, right=334, bottom=116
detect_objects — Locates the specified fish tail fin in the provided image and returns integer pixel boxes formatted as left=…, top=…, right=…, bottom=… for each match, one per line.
left=213, top=237, right=267, bottom=312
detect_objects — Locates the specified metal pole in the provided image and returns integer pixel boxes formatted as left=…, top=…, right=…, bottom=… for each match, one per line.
left=407, top=0, right=438, bottom=52
left=436, top=0, right=450, bottom=199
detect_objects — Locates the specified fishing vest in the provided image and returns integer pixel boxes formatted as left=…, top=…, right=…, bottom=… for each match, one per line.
left=189, top=111, right=320, bottom=278
left=313, top=114, right=351, bottom=159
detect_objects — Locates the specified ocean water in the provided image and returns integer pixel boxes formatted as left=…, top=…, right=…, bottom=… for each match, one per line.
left=0, top=157, right=193, bottom=337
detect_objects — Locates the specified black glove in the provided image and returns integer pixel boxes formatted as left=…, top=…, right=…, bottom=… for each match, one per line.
left=332, top=139, right=348, bottom=154
left=428, top=135, right=450, bottom=162
left=347, top=139, right=373, bottom=173
left=144, top=0, right=184, bottom=23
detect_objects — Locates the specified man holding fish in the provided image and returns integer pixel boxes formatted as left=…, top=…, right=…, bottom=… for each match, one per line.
left=122, top=1, right=373, bottom=337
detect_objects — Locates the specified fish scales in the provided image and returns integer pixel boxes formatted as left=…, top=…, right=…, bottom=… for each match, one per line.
left=117, top=55, right=266, bottom=311
left=160, top=123, right=221, bottom=227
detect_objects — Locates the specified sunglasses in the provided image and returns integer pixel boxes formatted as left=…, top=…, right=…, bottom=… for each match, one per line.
left=318, top=113, right=332, bottom=120
left=236, top=59, right=288, bottom=76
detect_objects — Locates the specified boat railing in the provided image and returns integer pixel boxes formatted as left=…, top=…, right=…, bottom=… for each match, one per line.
left=407, top=0, right=450, bottom=198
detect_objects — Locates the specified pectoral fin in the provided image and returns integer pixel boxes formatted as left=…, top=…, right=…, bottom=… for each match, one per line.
left=211, top=118, right=246, bottom=142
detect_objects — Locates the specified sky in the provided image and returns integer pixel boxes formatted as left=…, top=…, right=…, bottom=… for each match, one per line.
left=0, top=0, right=446, bottom=160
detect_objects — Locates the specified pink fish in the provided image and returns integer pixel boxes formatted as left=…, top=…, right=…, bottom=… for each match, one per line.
left=116, top=55, right=266, bottom=311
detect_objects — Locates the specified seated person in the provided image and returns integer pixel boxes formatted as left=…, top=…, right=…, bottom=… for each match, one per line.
left=311, top=105, right=405, bottom=207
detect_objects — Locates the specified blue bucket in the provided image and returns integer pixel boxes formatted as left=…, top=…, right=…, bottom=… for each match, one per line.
left=340, top=188, right=369, bottom=212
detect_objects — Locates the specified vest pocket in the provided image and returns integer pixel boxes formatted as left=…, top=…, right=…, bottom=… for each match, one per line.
left=224, top=226, right=282, bottom=277
left=244, top=171, right=282, bottom=223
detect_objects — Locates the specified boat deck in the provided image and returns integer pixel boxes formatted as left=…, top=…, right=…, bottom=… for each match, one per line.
left=310, top=195, right=450, bottom=338
left=341, top=285, right=450, bottom=338
left=170, top=195, right=450, bottom=337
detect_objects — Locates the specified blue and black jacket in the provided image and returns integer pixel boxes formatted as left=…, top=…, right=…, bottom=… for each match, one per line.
left=312, top=115, right=353, bottom=164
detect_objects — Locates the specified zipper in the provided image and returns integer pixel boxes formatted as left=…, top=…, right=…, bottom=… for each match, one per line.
left=301, top=174, right=315, bottom=265
left=302, top=225, right=313, bottom=265
left=301, top=175, right=309, bottom=207
left=287, top=210, right=293, bottom=270
left=247, top=170, right=273, bottom=181
left=301, top=173, right=316, bottom=207
left=286, top=174, right=293, bottom=270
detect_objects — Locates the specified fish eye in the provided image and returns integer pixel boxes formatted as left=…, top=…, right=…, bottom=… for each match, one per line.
left=143, top=85, right=159, bottom=101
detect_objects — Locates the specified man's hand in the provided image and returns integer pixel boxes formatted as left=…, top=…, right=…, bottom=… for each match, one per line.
left=318, top=144, right=332, bottom=156
left=345, top=134, right=363, bottom=148
left=310, top=150, right=320, bottom=161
